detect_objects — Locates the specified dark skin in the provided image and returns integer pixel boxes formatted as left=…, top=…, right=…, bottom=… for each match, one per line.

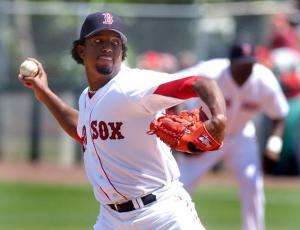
left=76, top=30, right=124, bottom=91
left=18, top=30, right=226, bottom=144
left=230, top=60, right=285, bottom=162
left=230, top=61, right=254, bottom=86
left=17, top=30, right=125, bottom=140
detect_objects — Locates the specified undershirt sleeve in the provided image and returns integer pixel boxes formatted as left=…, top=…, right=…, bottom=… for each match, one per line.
left=153, top=76, right=199, bottom=99
left=141, top=76, right=201, bottom=113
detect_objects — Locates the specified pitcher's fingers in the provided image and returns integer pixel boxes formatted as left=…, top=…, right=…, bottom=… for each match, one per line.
left=18, top=74, right=35, bottom=82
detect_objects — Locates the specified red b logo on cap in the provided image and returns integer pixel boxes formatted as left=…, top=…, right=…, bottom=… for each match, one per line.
left=241, top=44, right=251, bottom=56
left=102, top=12, right=114, bottom=25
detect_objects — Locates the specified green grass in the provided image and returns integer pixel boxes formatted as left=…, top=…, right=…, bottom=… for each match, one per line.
left=194, top=185, right=241, bottom=230
left=194, top=185, right=300, bottom=230
left=0, top=182, right=98, bottom=230
left=0, top=182, right=300, bottom=230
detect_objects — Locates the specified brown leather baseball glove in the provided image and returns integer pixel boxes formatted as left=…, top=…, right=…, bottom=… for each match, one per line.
left=147, top=108, right=222, bottom=154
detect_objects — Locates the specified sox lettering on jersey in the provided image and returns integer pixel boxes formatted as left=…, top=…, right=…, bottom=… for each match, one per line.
left=226, top=98, right=259, bottom=111
left=81, top=121, right=124, bottom=152
left=241, top=102, right=259, bottom=110
left=91, top=120, right=124, bottom=140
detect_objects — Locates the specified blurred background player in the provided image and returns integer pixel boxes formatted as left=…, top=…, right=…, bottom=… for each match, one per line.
left=175, top=42, right=289, bottom=230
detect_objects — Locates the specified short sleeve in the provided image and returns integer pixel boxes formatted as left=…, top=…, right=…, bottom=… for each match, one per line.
left=116, top=68, right=200, bottom=114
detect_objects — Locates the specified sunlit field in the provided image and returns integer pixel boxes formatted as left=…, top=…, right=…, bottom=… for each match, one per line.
left=0, top=181, right=299, bottom=230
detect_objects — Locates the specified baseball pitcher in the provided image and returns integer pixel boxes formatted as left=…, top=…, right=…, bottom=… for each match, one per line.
left=18, top=12, right=227, bottom=230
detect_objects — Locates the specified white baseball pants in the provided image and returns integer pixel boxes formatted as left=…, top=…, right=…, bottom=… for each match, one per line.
left=93, top=180, right=205, bottom=230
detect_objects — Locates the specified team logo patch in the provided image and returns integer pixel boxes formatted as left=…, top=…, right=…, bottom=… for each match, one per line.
left=102, top=12, right=114, bottom=25
left=184, top=128, right=191, bottom=134
left=198, top=134, right=211, bottom=147
left=241, top=44, right=252, bottom=57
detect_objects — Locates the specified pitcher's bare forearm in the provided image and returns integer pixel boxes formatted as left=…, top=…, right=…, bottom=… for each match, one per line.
left=18, top=58, right=80, bottom=142
left=270, top=118, right=285, bottom=137
left=192, top=77, right=227, bottom=142
left=192, top=78, right=226, bottom=117
left=38, top=87, right=79, bottom=141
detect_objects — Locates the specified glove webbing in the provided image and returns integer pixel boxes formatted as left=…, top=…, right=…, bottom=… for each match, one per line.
left=147, top=115, right=194, bottom=148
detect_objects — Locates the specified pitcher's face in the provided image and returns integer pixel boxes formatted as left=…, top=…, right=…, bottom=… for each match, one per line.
left=80, top=30, right=123, bottom=76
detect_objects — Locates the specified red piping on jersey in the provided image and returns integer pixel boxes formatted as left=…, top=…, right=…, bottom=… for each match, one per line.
left=88, top=104, right=128, bottom=201
left=88, top=113, right=111, bottom=200
left=76, top=94, right=87, bottom=144
left=97, top=185, right=110, bottom=200
left=82, top=93, right=110, bottom=200
left=76, top=134, right=83, bottom=144
left=153, top=76, right=199, bottom=99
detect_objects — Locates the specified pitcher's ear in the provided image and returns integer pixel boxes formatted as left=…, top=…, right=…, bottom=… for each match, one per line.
left=76, top=44, right=86, bottom=60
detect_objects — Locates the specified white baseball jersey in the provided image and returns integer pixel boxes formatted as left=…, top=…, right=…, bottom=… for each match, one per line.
left=77, top=65, right=201, bottom=205
left=179, top=59, right=289, bottom=137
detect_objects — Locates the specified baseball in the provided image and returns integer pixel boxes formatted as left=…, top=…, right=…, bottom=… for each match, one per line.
left=19, top=60, right=38, bottom=78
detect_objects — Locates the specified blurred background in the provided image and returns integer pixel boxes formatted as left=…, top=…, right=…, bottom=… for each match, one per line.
left=1, top=0, right=300, bottom=229
left=1, top=0, right=300, bottom=174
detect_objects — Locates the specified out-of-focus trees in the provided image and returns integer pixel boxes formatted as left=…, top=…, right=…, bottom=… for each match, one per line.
left=30, top=0, right=195, bottom=3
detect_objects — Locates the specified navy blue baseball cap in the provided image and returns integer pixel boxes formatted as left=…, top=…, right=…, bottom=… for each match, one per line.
left=79, top=12, right=127, bottom=43
left=229, top=43, right=256, bottom=63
